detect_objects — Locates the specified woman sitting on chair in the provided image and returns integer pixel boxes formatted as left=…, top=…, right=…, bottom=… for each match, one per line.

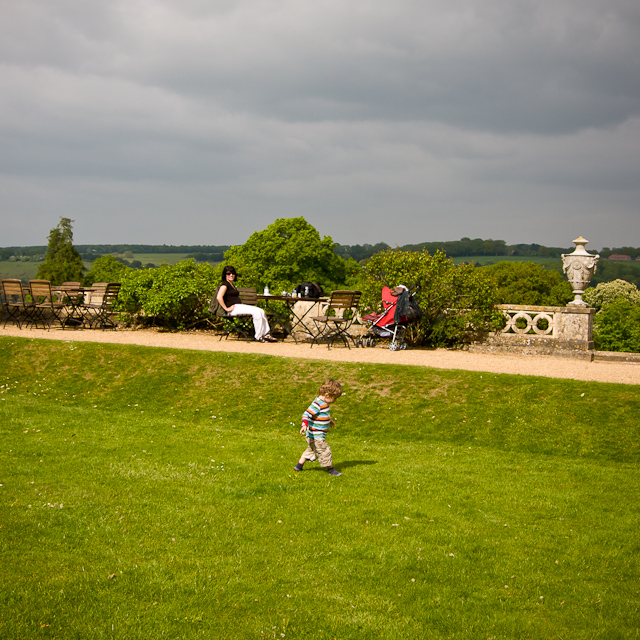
left=216, top=266, right=277, bottom=342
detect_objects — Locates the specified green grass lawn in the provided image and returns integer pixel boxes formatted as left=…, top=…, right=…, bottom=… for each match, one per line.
left=0, top=262, right=94, bottom=282
left=128, top=253, right=196, bottom=266
left=1, top=338, right=638, bottom=639
left=0, top=260, right=43, bottom=282
left=0, top=255, right=206, bottom=282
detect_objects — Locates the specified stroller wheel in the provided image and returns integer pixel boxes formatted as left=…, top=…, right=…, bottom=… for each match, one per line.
left=371, top=339, right=376, bottom=348
left=400, top=342, right=407, bottom=350
left=355, top=339, right=361, bottom=347
left=389, top=342, right=399, bottom=351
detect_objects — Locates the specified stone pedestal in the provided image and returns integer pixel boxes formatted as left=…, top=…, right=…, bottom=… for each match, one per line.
left=554, top=305, right=595, bottom=351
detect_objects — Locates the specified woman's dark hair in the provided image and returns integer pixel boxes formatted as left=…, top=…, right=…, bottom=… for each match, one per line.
left=221, top=265, right=237, bottom=283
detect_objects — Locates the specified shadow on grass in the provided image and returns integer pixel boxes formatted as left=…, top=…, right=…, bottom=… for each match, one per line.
left=339, top=460, right=378, bottom=469
left=304, top=460, right=378, bottom=472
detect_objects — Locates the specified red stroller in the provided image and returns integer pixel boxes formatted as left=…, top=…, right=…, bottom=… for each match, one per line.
left=357, top=286, right=421, bottom=351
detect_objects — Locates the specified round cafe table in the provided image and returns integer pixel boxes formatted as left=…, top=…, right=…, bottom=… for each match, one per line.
left=256, top=294, right=328, bottom=342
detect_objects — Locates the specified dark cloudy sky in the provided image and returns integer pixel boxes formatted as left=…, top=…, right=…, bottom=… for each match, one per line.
left=1, top=0, right=639, bottom=249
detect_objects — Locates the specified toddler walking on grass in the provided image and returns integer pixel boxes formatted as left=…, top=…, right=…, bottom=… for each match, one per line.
left=294, top=379, right=343, bottom=476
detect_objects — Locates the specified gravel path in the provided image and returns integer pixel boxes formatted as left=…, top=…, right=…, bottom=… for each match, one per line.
left=1, top=326, right=639, bottom=385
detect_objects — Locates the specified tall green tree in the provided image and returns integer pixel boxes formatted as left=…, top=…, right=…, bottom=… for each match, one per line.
left=222, top=217, right=350, bottom=292
left=36, top=217, right=85, bottom=285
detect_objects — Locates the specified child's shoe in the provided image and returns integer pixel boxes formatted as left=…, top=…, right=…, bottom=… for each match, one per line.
left=328, top=468, right=342, bottom=476
left=294, top=463, right=304, bottom=471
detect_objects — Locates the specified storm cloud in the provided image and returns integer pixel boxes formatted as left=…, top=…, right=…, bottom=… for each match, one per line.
left=1, top=0, right=639, bottom=248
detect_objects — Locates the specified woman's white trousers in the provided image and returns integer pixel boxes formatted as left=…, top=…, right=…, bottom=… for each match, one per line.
left=228, top=304, right=271, bottom=340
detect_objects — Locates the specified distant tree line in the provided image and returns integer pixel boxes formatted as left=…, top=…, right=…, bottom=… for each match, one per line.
left=0, top=246, right=47, bottom=260
left=395, top=238, right=576, bottom=258
left=333, top=243, right=391, bottom=262
left=3, top=240, right=640, bottom=264
left=599, top=247, right=640, bottom=259
left=0, top=244, right=231, bottom=264
left=75, top=244, right=232, bottom=256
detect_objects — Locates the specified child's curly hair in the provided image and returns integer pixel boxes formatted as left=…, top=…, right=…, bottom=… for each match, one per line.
left=318, top=379, right=342, bottom=402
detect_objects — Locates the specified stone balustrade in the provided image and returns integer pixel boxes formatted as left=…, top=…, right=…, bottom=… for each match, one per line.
left=470, top=304, right=596, bottom=359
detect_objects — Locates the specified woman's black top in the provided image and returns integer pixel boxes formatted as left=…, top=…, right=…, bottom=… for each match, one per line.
left=222, top=282, right=242, bottom=307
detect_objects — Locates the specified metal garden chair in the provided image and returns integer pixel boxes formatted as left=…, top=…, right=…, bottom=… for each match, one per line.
left=309, top=290, right=362, bottom=349
left=83, top=282, right=121, bottom=329
left=218, top=288, right=261, bottom=341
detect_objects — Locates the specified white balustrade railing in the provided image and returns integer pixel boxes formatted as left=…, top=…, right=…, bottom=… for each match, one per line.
left=501, top=308, right=556, bottom=337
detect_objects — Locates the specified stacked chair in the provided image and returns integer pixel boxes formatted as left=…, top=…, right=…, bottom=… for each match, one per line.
left=27, top=280, right=67, bottom=330
left=0, top=279, right=121, bottom=331
left=1, top=279, right=35, bottom=329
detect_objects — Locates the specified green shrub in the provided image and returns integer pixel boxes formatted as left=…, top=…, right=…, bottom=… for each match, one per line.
left=116, top=260, right=217, bottom=329
left=593, top=298, right=640, bottom=352
left=482, top=260, right=573, bottom=306
left=583, top=278, right=640, bottom=311
left=116, top=267, right=156, bottom=318
left=358, top=249, right=502, bottom=347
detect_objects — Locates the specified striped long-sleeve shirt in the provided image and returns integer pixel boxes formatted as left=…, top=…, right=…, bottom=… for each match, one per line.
left=302, top=396, right=331, bottom=439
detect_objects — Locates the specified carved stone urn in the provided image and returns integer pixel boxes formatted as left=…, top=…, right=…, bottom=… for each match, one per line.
left=562, top=237, right=600, bottom=307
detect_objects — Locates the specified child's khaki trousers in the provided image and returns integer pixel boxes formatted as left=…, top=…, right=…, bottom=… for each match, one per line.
left=301, top=437, right=333, bottom=467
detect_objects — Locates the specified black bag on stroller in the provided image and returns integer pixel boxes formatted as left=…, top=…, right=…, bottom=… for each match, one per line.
left=394, top=289, right=422, bottom=324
